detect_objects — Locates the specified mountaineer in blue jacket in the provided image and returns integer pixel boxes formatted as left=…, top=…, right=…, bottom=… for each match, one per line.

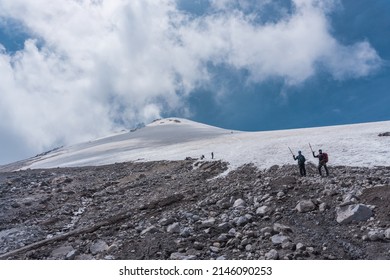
left=293, top=151, right=306, bottom=177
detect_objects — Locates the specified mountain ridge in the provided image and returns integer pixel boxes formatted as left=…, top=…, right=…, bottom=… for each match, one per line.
left=1, top=118, right=389, bottom=172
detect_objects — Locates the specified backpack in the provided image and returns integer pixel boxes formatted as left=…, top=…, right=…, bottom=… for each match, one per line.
left=322, top=153, right=328, bottom=163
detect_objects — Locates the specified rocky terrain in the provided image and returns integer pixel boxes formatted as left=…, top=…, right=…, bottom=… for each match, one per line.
left=0, top=160, right=389, bottom=260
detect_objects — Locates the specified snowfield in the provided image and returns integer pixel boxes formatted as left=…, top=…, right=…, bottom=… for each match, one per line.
left=19, top=118, right=390, bottom=170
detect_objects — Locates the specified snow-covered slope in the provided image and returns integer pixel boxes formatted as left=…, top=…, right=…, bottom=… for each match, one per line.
left=20, top=118, right=390, bottom=170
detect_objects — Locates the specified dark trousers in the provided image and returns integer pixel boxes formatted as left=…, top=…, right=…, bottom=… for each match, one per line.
left=298, top=164, right=306, bottom=176
left=318, top=163, right=329, bottom=176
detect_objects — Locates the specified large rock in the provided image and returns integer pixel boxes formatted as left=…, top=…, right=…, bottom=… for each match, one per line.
left=336, top=204, right=373, bottom=224
left=295, top=200, right=316, bottom=213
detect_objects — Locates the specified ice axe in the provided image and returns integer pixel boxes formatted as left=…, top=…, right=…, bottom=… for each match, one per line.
left=288, top=147, right=295, bottom=157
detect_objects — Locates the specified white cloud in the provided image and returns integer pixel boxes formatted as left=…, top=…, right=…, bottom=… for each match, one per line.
left=0, top=0, right=382, bottom=163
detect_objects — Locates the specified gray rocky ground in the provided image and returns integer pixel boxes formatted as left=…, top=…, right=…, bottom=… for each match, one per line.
left=0, top=160, right=389, bottom=260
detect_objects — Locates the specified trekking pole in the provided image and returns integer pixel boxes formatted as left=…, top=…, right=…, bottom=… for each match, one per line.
left=309, top=143, right=314, bottom=153
left=288, top=147, right=294, bottom=157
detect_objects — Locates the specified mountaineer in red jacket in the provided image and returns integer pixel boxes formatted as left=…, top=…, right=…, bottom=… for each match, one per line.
left=313, top=149, right=329, bottom=177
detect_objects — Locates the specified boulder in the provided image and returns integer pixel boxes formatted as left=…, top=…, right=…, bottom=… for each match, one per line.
left=295, top=200, right=316, bottom=213
left=336, top=204, right=373, bottom=224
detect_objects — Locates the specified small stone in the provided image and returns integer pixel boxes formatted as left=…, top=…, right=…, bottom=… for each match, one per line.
left=240, top=238, right=249, bottom=246
left=271, top=234, right=290, bottom=245
left=256, top=206, right=271, bottom=216
left=180, top=227, right=191, bottom=237
left=90, top=240, right=109, bottom=255
left=217, top=234, right=229, bottom=242
left=170, top=252, right=196, bottom=260
left=141, top=226, right=160, bottom=235
left=265, top=249, right=279, bottom=260
left=235, top=216, right=249, bottom=227
left=306, top=247, right=316, bottom=254
left=107, top=243, right=119, bottom=254
left=159, top=217, right=176, bottom=226
left=216, top=222, right=229, bottom=232
left=201, top=218, right=216, bottom=228
left=65, top=250, right=77, bottom=260
left=273, top=223, right=292, bottom=234
left=384, top=228, right=390, bottom=239
left=296, top=243, right=306, bottom=251
left=228, top=228, right=236, bottom=236
left=319, top=202, right=328, bottom=212
left=281, top=241, right=295, bottom=250
left=277, top=191, right=285, bottom=198
left=368, top=230, right=384, bottom=241
left=260, top=227, right=273, bottom=235
left=233, top=198, right=246, bottom=208
left=75, top=254, right=94, bottom=260
left=193, top=242, right=204, bottom=250
left=167, top=222, right=180, bottom=233
left=216, top=198, right=231, bottom=209
left=245, top=244, right=253, bottom=251
left=51, top=246, right=74, bottom=258
left=210, top=246, right=220, bottom=253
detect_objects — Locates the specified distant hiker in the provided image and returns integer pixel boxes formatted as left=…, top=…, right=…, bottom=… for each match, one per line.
left=293, top=150, right=306, bottom=176
left=200, top=155, right=205, bottom=160
left=211, top=152, right=214, bottom=159
left=312, top=149, right=329, bottom=176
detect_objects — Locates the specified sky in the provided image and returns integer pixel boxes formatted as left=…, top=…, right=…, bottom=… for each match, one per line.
left=0, top=0, right=389, bottom=165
